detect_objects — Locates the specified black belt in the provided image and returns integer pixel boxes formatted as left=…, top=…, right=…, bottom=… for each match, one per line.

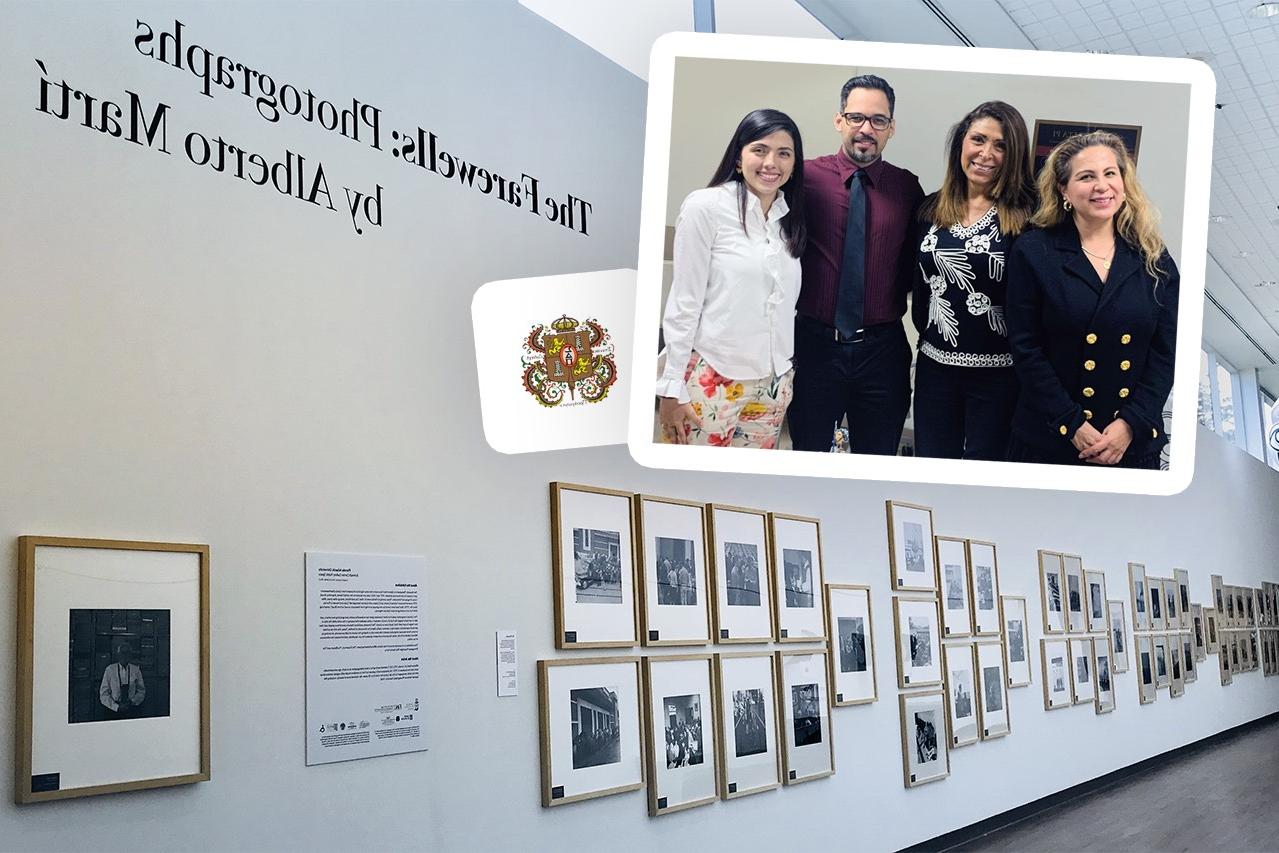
left=797, top=314, right=897, bottom=344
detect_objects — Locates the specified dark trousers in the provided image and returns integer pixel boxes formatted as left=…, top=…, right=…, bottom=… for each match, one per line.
left=912, top=355, right=1019, bottom=461
left=788, top=317, right=912, bottom=454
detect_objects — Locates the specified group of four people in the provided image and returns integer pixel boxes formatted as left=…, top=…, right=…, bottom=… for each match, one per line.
left=656, top=74, right=1178, bottom=468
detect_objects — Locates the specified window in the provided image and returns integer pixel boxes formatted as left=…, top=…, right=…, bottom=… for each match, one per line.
left=1215, top=362, right=1236, bottom=442
left=1264, top=390, right=1279, bottom=472
left=1198, top=349, right=1214, bottom=431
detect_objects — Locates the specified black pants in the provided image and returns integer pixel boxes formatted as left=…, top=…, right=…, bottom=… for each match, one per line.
left=788, top=317, right=912, bottom=454
left=912, top=355, right=1019, bottom=461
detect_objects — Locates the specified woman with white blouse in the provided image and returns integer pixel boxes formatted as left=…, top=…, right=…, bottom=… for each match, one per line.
left=656, top=109, right=808, bottom=447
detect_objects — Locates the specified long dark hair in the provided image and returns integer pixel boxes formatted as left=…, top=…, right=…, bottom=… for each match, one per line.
left=919, top=100, right=1035, bottom=236
left=707, top=108, right=807, bottom=257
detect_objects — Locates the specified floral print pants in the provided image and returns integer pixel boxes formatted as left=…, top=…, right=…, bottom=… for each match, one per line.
left=671, top=353, right=794, bottom=448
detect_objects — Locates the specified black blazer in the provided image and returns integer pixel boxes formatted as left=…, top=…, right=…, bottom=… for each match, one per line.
left=1005, top=221, right=1178, bottom=459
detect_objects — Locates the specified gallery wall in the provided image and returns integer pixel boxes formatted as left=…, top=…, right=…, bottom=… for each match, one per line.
left=1, top=2, right=1277, bottom=851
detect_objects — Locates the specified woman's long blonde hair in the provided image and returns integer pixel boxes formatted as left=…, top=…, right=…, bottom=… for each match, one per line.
left=1030, top=131, right=1168, bottom=282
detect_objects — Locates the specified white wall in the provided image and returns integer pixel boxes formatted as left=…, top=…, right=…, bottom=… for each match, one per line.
left=1, top=3, right=1275, bottom=852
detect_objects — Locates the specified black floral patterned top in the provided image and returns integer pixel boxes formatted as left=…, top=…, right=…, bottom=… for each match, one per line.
left=911, top=203, right=1015, bottom=368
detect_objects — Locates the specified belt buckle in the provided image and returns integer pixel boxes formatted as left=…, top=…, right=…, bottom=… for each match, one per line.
left=851, top=327, right=866, bottom=343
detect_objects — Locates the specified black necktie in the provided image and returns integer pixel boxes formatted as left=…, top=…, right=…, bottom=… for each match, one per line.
left=835, top=169, right=868, bottom=338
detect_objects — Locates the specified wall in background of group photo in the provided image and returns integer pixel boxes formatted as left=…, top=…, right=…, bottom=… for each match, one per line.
left=0, top=2, right=1275, bottom=851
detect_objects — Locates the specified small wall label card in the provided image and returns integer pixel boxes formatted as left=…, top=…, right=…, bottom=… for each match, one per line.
left=305, top=551, right=428, bottom=766
left=16, top=536, right=210, bottom=803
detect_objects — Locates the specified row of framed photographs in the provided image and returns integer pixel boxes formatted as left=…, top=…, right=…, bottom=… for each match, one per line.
left=1134, top=632, right=1198, bottom=703
left=1127, top=564, right=1192, bottom=633
left=1211, top=574, right=1278, bottom=632
left=551, top=483, right=826, bottom=649
left=1038, top=551, right=1114, bottom=635
left=1040, top=636, right=1118, bottom=713
left=1218, top=629, right=1265, bottom=682
left=537, top=650, right=834, bottom=812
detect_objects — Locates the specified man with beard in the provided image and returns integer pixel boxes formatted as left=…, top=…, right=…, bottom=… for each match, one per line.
left=790, top=75, right=923, bottom=454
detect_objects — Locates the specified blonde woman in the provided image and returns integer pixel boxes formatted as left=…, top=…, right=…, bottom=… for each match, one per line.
left=1005, top=131, right=1177, bottom=467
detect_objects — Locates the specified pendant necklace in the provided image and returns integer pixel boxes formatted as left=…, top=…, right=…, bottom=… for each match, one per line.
left=1081, top=243, right=1114, bottom=270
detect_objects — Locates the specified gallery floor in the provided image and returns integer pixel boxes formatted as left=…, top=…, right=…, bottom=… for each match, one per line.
left=942, top=716, right=1279, bottom=852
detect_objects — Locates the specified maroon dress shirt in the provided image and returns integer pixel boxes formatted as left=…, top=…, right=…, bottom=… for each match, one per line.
left=798, top=150, right=925, bottom=327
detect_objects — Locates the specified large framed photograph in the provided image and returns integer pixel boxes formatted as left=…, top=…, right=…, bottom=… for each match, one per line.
left=1174, top=569, right=1192, bottom=630
left=1179, top=633, right=1197, bottom=685
left=1032, top=118, right=1141, bottom=175
left=769, top=513, right=826, bottom=642
left=899, top=690, right=949, bottom=788
left=1039, top=551, right=1066, bottom=634
left=635, top=495, right=711, bottom=646
left=714, top=652, right=781, bottom=799
left=1063, top=555, right=1087, bottom=634
left=1128, top=562, right=1150, bottom=632
left=1191, top=604, right=1207, bottom=662
left=975, top=641, right=1010, bottom=740
left=641, top=655, right=718, bottom=815
left=550, top=482, right=638, bottom=649
left=935, top=536, right=972, bottom=638
left=893, top=597, right=942, bottom=688
left=775, top=651, right=834, bottom=785
left=1149, top=577, right=1167, bottom=631
left=1136, top=635, right=1158, bottom=704
left=538, top=656, right=644, bottom=807
left=967, top=540, right=1001, bottom=636
left=826, top=585, right=877, bottom=706
left=1163, top=577, right=1181, bottom=632
left=15, top=536, right=210, bottom=803
left=886, top=501, right=936, bottom=593
left=1084, top=570, right=1108, bottom=634
left=1041, top=639, right=1072, bottom=711
left=707, top=504, right=774, bottom=642
left=1107, top=600, right=1130, bottom=673
left=1094, top=638, right=1116, bottom=714
left=942, top=643, right=978, bottom=748
left=1000, top=596, right=1032, bottom=688
left=1069, top=637, right=1096, bottom=706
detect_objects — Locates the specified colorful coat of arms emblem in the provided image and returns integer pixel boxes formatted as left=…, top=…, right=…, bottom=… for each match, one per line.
left=521, top=315, right=617, bottom=407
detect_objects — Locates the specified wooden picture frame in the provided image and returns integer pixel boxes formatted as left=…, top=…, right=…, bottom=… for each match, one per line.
left=1084, top=569, right=1107, bottom=634
left=713, top=652, right=781, bottom=799
left=942, top=642, right=979, bottom=748
left=538, top=656, right=644, bottom=807
left=635, top=495, right=712, bottom=647
left=1062, top=555, right=1087, bottom=633
left=1000, top=595, right=1033, bottom=688
left=893, top=597, right=942, bottom=688
left=550, top=482, right=639, bottom=649
left=975, top=641, right=1010, bottom=740
left=707, top=504, right=774, bottom=643
left=967, top=540, right=1001, bottom=636
left=1093, top=637, right=1116, bottom=714
left=1107, top=600, right=1129, bottom=673
left=1205, top=607, right=1220, bottom=655
left=775, top=650, right=835, bottom=785
left=825, top=584, right=878, bottom=706
left=886, top=500, right=937, bottom=593
left=641, top=654, right=718, bottom=815
left=1164, top=577, right=1181, bottom=633
left=1153, top=635, right=1172, bottom=688
left=1128, top=562, right=1150, bottom=632
left=1219, top=631, right=1233, bottom=685
left=1136, top=635, right=1158, bottom=704
left=1032, top=118, right=1142, bottom=175
left=1041, top=638, right=1072, bottom=710
left=15, top=536, right=210, bottom=804
left=1191, top=603, right=1207, bottom=662
left=1149, top=577, right=1167, bottom=631
left=1180, top=633, right=1197, bottom=685
left=1210, top=574, right=1225, bottom=627
left=935, top=536, right=972, bottom=638
left=1174, top=569, right=1192, bottom=630
left=899, top=690, right=950, bottom=788
left=1069, top=637, right=1096, bottom=706
left=769, top=513, right=826, bottom=642
left=1039, top=550, right=1066, bottom=634
left=1169, top=633, right=1185, bottom=697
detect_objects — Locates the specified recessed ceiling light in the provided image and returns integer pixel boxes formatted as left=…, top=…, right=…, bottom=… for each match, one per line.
left=1250, top=2, right=1279, bottom=18
left=1209, top=214, right=1230, bottom=223
left=1236, top=250, right=1252, bottom=258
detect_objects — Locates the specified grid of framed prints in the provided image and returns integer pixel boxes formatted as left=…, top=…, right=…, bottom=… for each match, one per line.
left=1000, top=596, right=1033, bottom=688
left=826, top=585, right=877, bottom=706
left=777, top=651, right=835, bottom=784
left=894, top=597, right=942, bottom=688
left=15, top=536, right=211, bottom=803
left=642, top=655, right=718, bottom=814
left=550, top=483, right=639, bottom=648
left=714, top=652, right=781, bottom=799
left=636, top=495, right=712, bottom=646
left=708, top=505, right=774, bottom=642
left=1107, top=600, right=1129, bottom=673
left=899, top=690, right=950, bottom=787
left=887, top=501, right=937, bottom=592
left=771, top=514, right=826, bottom=642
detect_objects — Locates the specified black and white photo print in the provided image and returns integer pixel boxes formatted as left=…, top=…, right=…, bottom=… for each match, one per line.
left=838, top=616, right=867, bottom=673
left=655, top=536, right=698, bottom=606
left=662, top=693, right=704, bottom=768
left=68, top=609, right=171, bottom=724
left=573, top=527, right=623, bottom=605
left=732, top=688, right=767, bottom=758
left=791, top=683, right=822, bottom=747
left=782, top=548, right=814, bottom=609
left=570, top=686, right=622, bottom=769
left=723, top=541, right=761, bottom=607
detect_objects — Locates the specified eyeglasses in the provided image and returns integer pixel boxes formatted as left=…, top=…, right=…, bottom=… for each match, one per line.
left=841, top=112, right=892, bottom=131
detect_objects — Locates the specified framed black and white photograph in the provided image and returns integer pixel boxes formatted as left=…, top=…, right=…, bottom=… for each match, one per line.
left=886, top=500, right=936, bottom=593
left=1229, top=631, right=1242, bottom=674
left=1149, top=577, right=1167, bottom=631
left=1094, top=639, right=1116, bottom=714
left=1219, top=631, right=1234, bottom=685
left=1174, top=569, right=1192, bottom=630
left=538, top=656, right=644, bottom=807
left=1211, top=574, right=1226, bottom=628
left=1039, top=550, right=1066, bottom=634
left=826, top=585, right=877, bottom=706
left=642, top=655, right=718, bottom=815
left=1152, top=635, right=1171, bottom=688
left=1245, top=588, right=1257, bottom=629
left=967, top=540, right=1001, bottom=636
left=1164, top=577, right=1181, bottom=632
left=1069, top=637, right=1095, bottom=706
left=1205, top=607, right=1220, bottom=655
left=15, top=537, right=210, bottom=804
left=1231, top=585, right=1244, bottom=629
left=769, top=513, right=826, bottom=642
left=714, top=652, right=781, bottom=799
left=893, top=597, right=942, bottom=688
left=1180, top=633, right=1197, bottom=685
left=1169, top=635, right=1185, bottom=697
left=1107, top=600, right=1129, bottom=673
left=1129, top=562, right=1150, bottom=632
left=1191, top=604, right=1207, bottom=662
left=899, top=690, right=950, bottom=788
left=975, top=641, right=1010, bottom=740
left=935, top=536, right=972, bottom=638
left=1063, top=555, right=1087, bottom=634
left=1240, top=629, right=1254, bottom=670
left=636, top=495, right=711, bottom=646
left=707, top=505, right=774, bottom=643
left=776, top=651, right=834, bottom=785
left=942, top=643, right=978, bottom=748
left=1136, top=635, right=1158, bottom=705
left=1001, top=596, right=1032, bottom=688
left=1041, top=639, right=1072, bottom=710
left=550, top=482, right=639, bottom=649
left=1085, top=569, right=1107, bottom=634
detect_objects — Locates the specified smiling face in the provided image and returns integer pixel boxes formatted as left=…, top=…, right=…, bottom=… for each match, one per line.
left=961, top=116, right=1006, bottom=194
left=835, top=87, right=894, bottom=166
left=1060, top=144, right=1126, bottom=226
left=738, top=129, right=795, bottom=204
